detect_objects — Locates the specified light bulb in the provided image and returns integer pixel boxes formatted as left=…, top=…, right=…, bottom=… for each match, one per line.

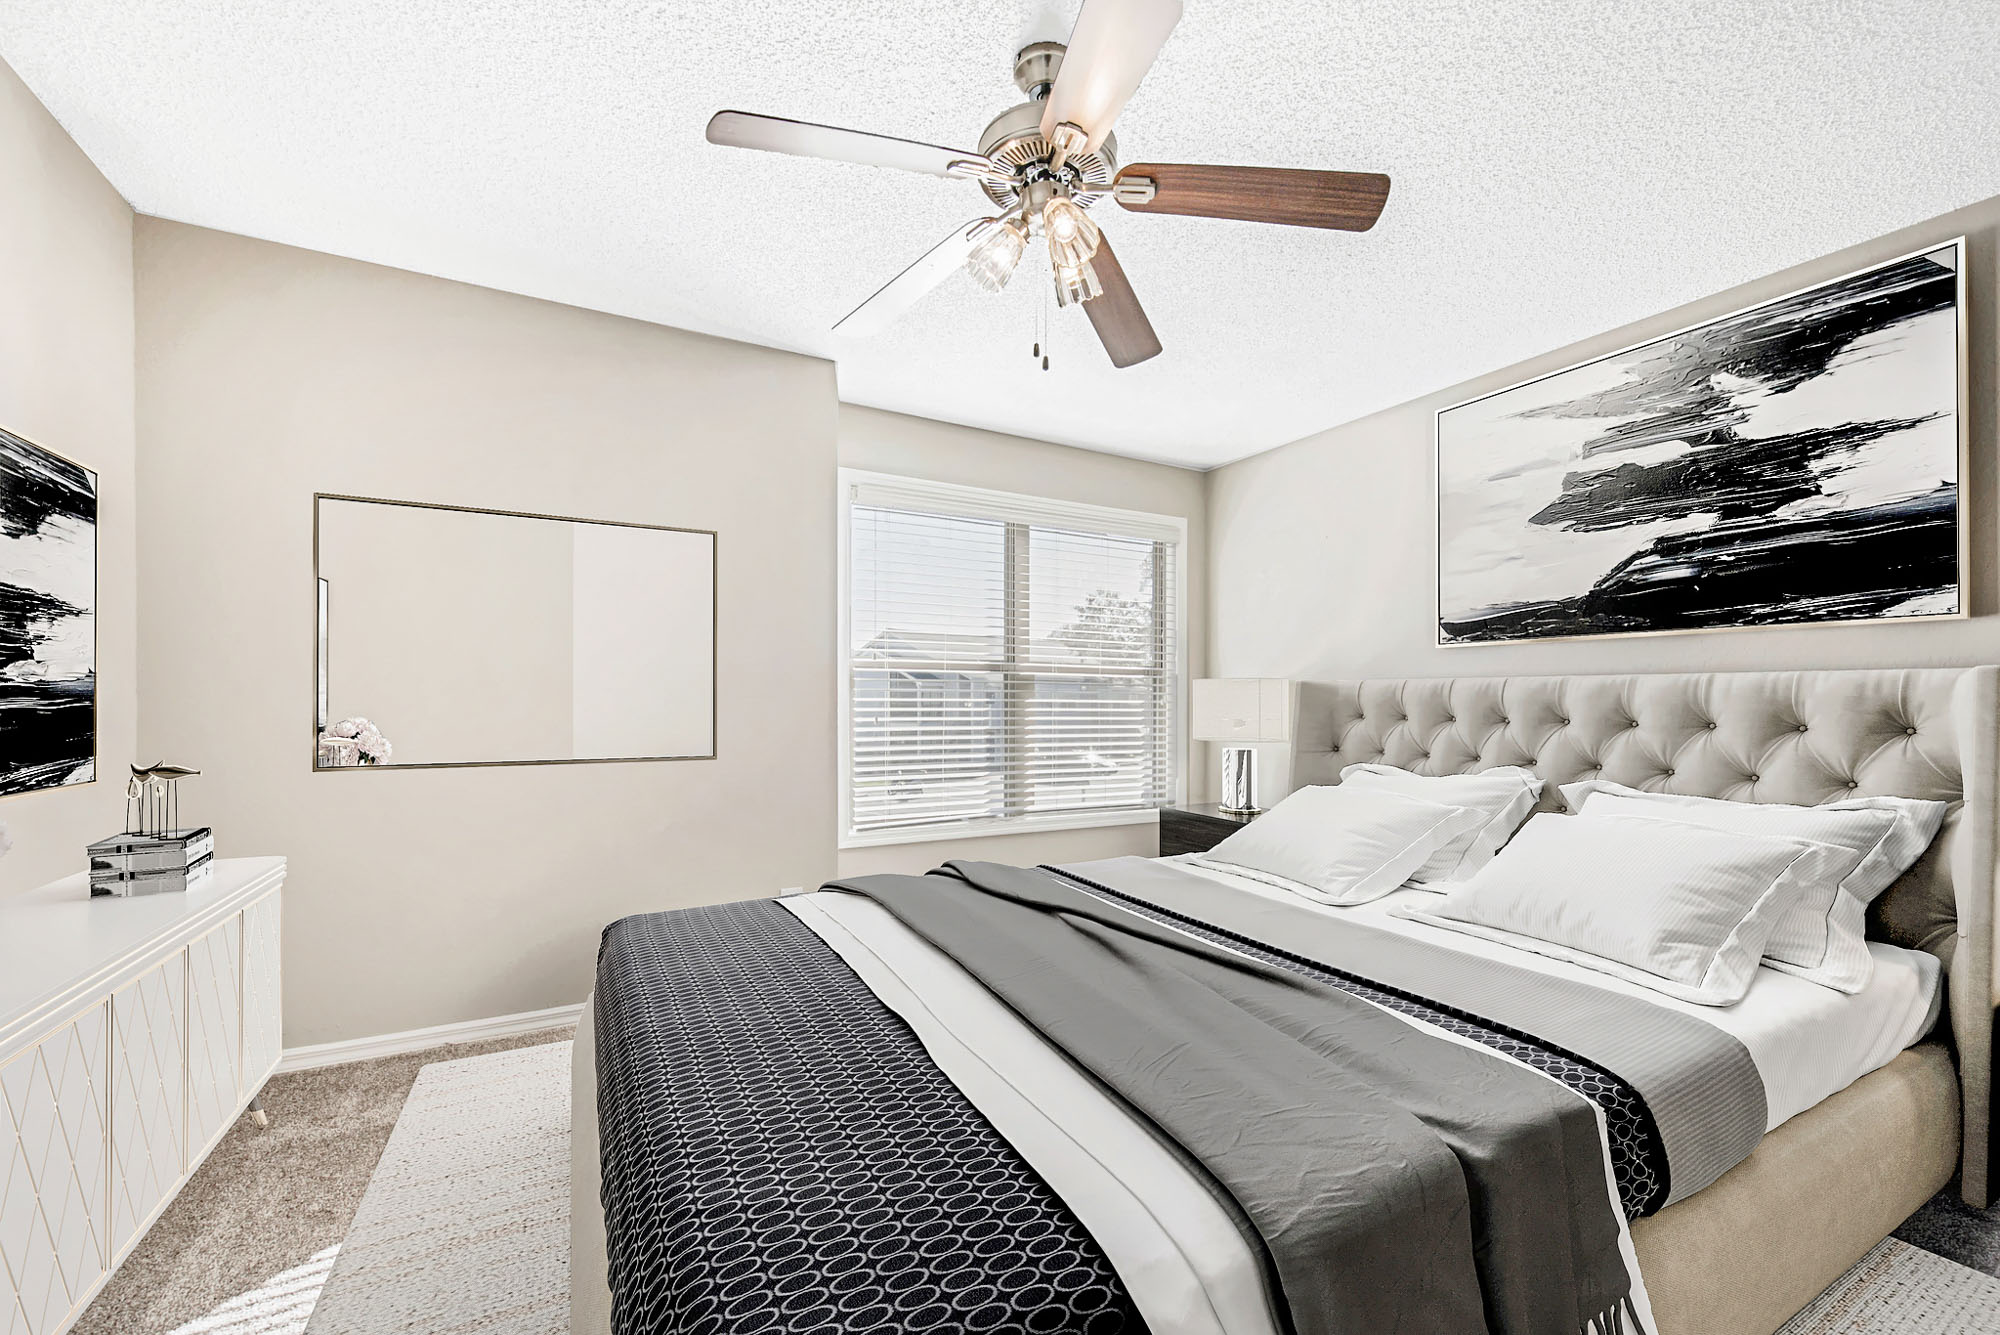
left=1053, top=257, right=1103, bottom=307
left=1042, top=195, right=1101, bottom=275
left=964, top=216, right=1026, bottom=292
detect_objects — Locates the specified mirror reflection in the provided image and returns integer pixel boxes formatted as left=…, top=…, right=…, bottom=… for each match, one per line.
left=313, top=495, right=715, bottom=768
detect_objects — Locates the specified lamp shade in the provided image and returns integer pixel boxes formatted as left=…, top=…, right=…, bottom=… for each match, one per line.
left=1190, top=679, right=1294, bottom=743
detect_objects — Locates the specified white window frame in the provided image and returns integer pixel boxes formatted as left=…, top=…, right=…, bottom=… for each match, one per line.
left=838, top=468, right=1188, bottom=849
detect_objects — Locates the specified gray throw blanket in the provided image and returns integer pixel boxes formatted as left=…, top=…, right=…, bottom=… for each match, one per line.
left=1073, top=855, right=1768, bottom=1205
left=832, top=861, right=1644, bottom=1335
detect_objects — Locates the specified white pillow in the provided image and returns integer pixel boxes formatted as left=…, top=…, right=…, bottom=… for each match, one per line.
left=1190, top=784, right=1487, bottom=907
left=1559, top=780, right=1947, bottom=993
left=1339, top=763, right=1543, bottom=885
left=1396, top=811, right=1849, bottom=1005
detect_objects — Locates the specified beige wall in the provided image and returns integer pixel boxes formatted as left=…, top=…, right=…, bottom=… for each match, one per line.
left=0, top=58, right=136, bottom=895
left=135, top=220, right=839, bottom=1045
left=1209, top=195, right=2000, bottom=797
left=1, top=61, right=1210, bottom=1033
left=836, top=405, right=1209, bottom=876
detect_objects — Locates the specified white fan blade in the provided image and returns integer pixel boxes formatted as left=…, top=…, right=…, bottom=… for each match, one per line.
left=1040, top=0, right=1183, bottom=151
left=833, top=219, right=994, bottom=337
left=707, top=110, right=1002, bottom=179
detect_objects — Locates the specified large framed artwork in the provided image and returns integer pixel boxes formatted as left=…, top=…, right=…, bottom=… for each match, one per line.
left=0, top=426, right=97, bottom=795
left=1437, top=240, right=1966, bottom=645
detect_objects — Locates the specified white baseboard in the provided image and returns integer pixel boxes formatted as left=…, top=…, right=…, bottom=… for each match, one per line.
left=276, top=1002, right=584, bottom=1074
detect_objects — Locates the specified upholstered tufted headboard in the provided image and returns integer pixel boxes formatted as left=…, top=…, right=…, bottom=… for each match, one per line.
left=1292, top=667, right=1998, bottom=1207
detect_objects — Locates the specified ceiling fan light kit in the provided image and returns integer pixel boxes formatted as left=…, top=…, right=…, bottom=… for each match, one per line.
left=1053, top=256, right=1104, bottom=308
left=1043, top=195, right=1100, bottom=270
left=973, top=91, right=1116, bottom=214
left=965, top=215, right=1028, bottom=293
left=704, top=0, right=1390, bottom=370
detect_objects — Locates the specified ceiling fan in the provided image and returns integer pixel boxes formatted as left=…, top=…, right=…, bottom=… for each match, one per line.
left=705, top=0, right=1390, bottom=369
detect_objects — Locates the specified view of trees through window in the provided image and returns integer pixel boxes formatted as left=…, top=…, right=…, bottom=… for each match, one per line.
left=848, top=500, right=1177, bottom=836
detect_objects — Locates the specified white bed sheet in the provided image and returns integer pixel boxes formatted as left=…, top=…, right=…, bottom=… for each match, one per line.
left=1167, top=857, right=1944, bottom=1133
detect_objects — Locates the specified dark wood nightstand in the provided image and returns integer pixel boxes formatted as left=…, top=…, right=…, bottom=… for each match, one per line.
left=1158, top=803, right=1259, bottom=857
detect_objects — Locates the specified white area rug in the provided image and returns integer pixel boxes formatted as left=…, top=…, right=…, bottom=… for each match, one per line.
left=300, top=1042, right=571, bottom=1335
left=1778, top=1236, right=2000, bottom=1334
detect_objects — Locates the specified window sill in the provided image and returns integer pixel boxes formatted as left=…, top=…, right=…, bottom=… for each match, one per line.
left=839, top=807, right=1161, bottom=850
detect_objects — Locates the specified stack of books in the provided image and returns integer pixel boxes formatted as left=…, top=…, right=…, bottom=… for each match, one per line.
left=87, top=828, right=215, bottom=897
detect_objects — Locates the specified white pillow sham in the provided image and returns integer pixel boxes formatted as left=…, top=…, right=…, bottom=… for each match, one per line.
left=1558, top=780, right=1947, bottom=993
left=1396, top=811, right=1850, bottom=1005
left=1190, top=784, right=1486, bottom=907
left=1339, top=763, right=1543, bottom=885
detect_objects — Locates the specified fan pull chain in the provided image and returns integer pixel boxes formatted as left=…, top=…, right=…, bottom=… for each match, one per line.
left=1043, top=298, right=1050, bottom=370
left=1039, top=274, right=1051, bottom=371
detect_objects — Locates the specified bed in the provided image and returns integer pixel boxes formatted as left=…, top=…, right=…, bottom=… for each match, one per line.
left=571, top=666, right=1996, bottom=1335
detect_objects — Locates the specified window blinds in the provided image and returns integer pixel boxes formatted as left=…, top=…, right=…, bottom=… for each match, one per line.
left=844, top=474, right=1182, bottom=841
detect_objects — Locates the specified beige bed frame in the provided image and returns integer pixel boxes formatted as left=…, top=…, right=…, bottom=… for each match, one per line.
left=1290, top=667, right=1995, bottom=1334
left=573, top=666, right=1997, bottom=1335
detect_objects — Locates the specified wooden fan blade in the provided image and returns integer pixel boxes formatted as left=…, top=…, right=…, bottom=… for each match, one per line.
left=1114, top=163, right=1391, bottom=231
left=833, top=218, right=994, bottom=338
left=707, top=110, right=1003, bottom=179
left=1040, top=0, right=1183, bottom=151
left=1082, top=235, right=1162, bottom=368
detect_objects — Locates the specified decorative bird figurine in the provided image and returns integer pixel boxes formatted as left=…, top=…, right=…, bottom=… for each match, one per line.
left=142, top=763, right=200, bottom=781
left=126, top=763, right=201, bottom=836
left=125, top=766, right=148, bottom=834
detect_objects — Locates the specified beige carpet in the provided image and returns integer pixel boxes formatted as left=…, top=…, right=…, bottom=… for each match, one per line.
left=152, top=1247, right=338, bottom=1335
left=72, top=1028, right=573, bottom=1335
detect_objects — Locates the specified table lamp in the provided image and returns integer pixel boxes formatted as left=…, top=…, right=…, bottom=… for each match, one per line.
left=1190, top=679, right=1294, bottom=814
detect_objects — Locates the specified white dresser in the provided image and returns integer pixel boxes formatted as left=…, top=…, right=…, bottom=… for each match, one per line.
left=0, top=856, right=285, bottom=1335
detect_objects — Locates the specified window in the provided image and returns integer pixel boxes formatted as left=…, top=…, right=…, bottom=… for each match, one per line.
left=840, top=471, right=1183, bottom=846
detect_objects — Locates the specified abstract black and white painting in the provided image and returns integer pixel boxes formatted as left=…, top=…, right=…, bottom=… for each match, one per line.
left=0, top=427, right=96, bottom=795
left=1438, top=242, right=1964, bottom=645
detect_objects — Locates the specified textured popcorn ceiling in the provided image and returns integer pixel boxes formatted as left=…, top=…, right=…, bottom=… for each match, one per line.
left=4, top=2, right=1999, bottom=468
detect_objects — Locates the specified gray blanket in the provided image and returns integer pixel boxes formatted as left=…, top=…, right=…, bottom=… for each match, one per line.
left=1074, top=855, right=1768, bottom=1203
left=832, top=860, right=1649, bottom=1335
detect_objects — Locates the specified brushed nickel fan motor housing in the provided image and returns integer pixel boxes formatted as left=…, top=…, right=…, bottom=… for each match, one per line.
left=1012, top=41, right=1066, bottom=98
left=977, top=43, right=1117, bottom=212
